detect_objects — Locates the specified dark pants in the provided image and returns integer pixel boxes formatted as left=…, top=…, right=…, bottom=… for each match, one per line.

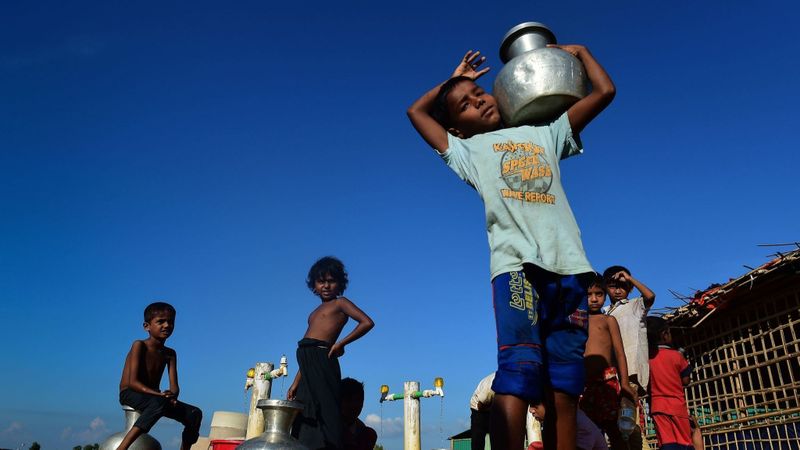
left=119, top=389, right=202, bottom=445
left=291, top=338, right=342, bottom=450
left=470, top=408, right=490, bottom=450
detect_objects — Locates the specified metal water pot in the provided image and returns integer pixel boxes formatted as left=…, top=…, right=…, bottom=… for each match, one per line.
left=99, top=405, right=162, bottom=450
left=493, top=22, right=588, bottom=125
left=236, top=399, right=309, bottom=450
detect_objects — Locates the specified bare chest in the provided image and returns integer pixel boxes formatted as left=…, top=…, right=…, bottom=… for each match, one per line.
left=141, top=346, right=171, bottom=375
left=587, top=317, right=612, bottom=349
left=309, top=302, right=342, bottom=322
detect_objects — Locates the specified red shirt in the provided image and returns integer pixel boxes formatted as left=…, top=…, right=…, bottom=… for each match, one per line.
left=649, top=345, right=691, bottom=417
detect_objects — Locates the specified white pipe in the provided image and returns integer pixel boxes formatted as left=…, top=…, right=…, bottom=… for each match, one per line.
left=404, top=381, right=421, bottom=450
left=420, top=387, right=444, bottom=398
left=245, top=362, right=274, bottom=439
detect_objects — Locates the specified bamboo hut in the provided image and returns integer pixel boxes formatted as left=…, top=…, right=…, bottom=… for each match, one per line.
left=659, top=247, right=800, bottom=449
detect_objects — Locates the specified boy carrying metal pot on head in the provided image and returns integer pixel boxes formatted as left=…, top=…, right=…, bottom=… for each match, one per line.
left=407, top=42, right=615, bottom=450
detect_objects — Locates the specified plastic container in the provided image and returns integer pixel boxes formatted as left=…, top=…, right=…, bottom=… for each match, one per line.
left=618, top=397, right=637, bottom=439
left=209, top=411, right=248, bottom=439
left=210, top=439, right=243, bottom=450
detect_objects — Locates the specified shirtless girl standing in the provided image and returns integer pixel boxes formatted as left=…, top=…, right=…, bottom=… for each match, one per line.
left=287, top=257, right=374, bottom=450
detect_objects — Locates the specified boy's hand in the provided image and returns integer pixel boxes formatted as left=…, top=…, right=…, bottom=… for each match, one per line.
left=610, top=270, right=630, bottom=285
left=546, top=44, right=587, bottom=58
left=451, top=50, right=490, bottom=80
left=328, top=342, right=345, bottom=358
left=557, top=42, right=615, bottom=134
left=287, top=384, right=298, bottom=401
left=621, top=383, right=637, bottom=403
left=162, top=390, right=178, bottom=405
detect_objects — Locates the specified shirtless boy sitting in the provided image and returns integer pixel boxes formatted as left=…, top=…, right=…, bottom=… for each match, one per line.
left=117, top=302, right=202, bottom=450
left=287, top=256, right=374, bottom=450
left=581, top=275, right=634, bottom=450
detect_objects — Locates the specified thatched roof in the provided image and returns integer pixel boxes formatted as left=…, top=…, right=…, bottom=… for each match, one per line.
left=664, top=246, right=800, bottom=328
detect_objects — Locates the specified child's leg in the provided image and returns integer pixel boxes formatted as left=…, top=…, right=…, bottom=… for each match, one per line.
left=524, top=265, right=591, bottom=450
left=552, top=391, right=578, bottom=450
left=490, top=271, right=544, bottom=449
left=162, top=400, right=203, bottom=450
left=293, top=339, right=343, bottom=449
left=652, top=413, right=694, bottom=450
left=490, top=394, right=528, bottom=450
left=469, top=408, right=491, bottom=450
left=116, top=426, right=145, bottom=450
left=691, top=416, right=704, bottom=450
left=117, top=390, right=169, bottom=450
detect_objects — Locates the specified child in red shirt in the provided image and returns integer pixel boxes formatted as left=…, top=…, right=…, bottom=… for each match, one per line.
left=647, top=316, right=694, bottom=450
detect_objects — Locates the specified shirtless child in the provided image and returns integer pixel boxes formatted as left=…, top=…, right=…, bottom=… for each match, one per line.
left=581, top=275, right=634, bottom=450
left=288, top=256, right=374, bottom=450
left=117, top=302, right=202, bottom=450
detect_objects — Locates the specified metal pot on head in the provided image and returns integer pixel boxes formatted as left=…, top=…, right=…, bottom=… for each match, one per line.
left=493, top=22, right=588, bottom=125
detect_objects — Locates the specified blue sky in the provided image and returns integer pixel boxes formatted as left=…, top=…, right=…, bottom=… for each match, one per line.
left=1, top=1, right=798, bottom=449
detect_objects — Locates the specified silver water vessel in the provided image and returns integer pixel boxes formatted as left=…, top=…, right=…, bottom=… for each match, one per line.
left=99, top=405, right=162, bottom=450
left=493, top=22, right=588, bottom=125
left=236, top=399, right=309, bottom=450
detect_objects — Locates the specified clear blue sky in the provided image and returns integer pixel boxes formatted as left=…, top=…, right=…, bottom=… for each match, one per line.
left=1, top=1, right=798, bottom=449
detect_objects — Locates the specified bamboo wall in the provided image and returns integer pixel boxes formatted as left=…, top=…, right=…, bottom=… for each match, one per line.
left=670, top=277, right=800, bottom=449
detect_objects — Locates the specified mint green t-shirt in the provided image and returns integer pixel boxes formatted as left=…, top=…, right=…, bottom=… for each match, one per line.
left=441, top=112, right=592, bottom=279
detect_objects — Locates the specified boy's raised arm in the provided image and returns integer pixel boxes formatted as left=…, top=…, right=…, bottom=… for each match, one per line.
left=407, top=51, right=490, bottom=154
left=608, top=316, right=636, bottom=401
left=611, top=270, right=656, bottom=309
left=328, top=298, right=375, bottom=358
left=407, top=83, right=450, bottom=153
left=550, top=45, right=615, bottom=134
left=631, top=275, right=656, bottom=309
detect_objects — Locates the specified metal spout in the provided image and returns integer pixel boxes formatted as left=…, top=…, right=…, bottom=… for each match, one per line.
left=123, top=405, right=141, bottom=431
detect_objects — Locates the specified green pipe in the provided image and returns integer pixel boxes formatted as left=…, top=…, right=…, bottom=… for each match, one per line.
left=390, top=393, right=404, bottom=401
left=411, top=391, right=424, bottom=399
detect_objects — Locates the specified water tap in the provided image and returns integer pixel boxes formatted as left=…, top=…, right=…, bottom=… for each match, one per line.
left=268, top=355, right=289, bottom=379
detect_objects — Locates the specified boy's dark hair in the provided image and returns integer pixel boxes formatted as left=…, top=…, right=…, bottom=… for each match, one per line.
left=588, top=272, right=605, bottom=290
left=603, top=265, right=631, bottom=283
left=431, top=76, right=474, bottom=129
left=646, top=316, right=668, bottom=346
left=306, top=256, right=349, bottom=294
left=144, top=302, right=176, bottom=322
left=341, top=377, right=364, bottom=399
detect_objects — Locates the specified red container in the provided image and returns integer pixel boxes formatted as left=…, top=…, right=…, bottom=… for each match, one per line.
left=210, top=439, right=244, bottom=450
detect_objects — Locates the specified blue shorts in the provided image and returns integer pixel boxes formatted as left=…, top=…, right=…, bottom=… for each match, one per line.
left=490, top=265, right=591, bottom=403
